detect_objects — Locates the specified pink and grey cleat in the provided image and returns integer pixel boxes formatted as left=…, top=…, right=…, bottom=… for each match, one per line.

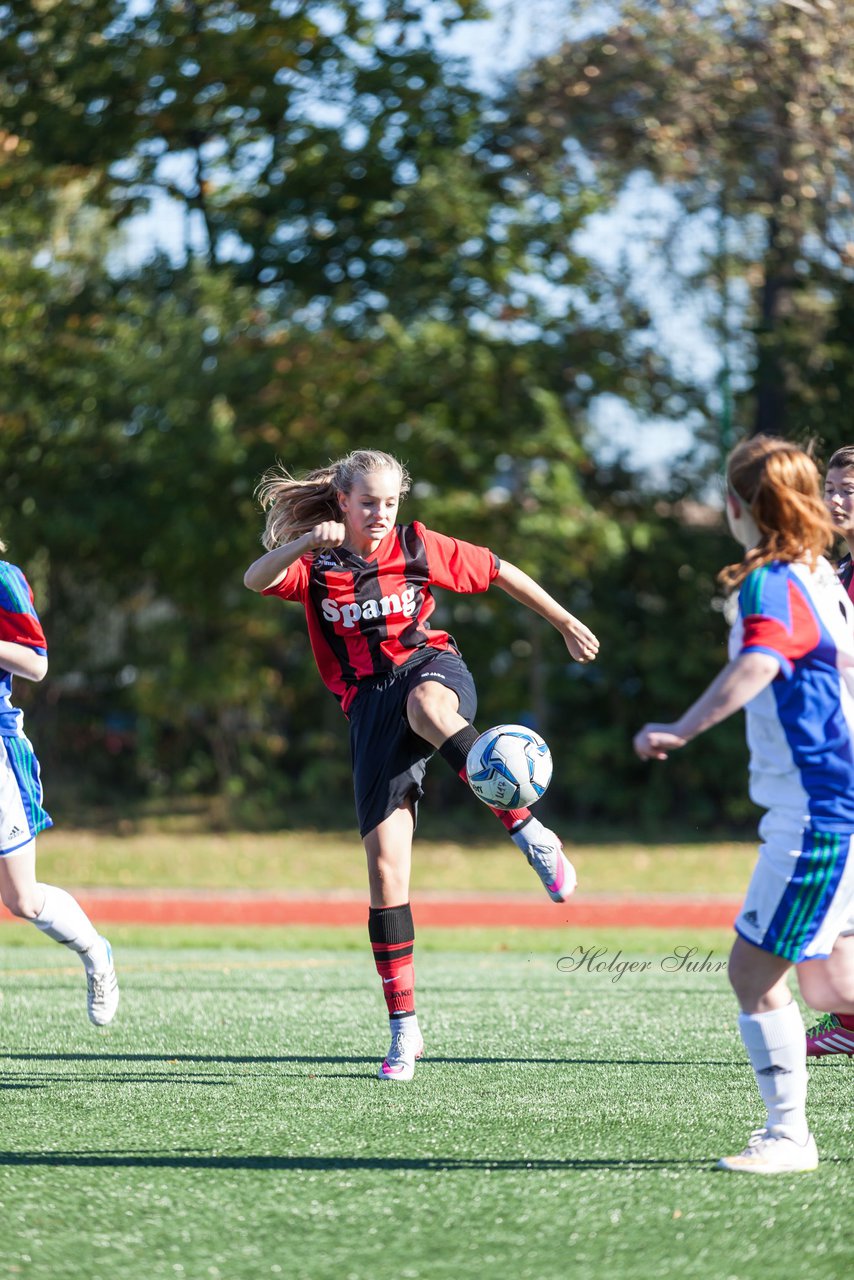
left=805, top=1012, right=854, bottom=1058
left=378, top=1028, right=424, bottom=1083
left=514, top=822, right=577, bottom=903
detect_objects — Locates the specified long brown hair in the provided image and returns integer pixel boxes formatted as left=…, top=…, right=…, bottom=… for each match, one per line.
left=255, top=449, right=410, bottom=550
left=719, top=436, right=834, bottom=591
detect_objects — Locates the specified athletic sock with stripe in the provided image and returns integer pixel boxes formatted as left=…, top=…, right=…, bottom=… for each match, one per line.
left=369, top=903, right=417, bottom=1020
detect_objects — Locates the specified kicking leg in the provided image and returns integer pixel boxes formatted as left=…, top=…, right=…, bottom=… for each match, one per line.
left=406, top=681, right=576, bottom=902
left=718, top=935, right=817, bottom=1174
left=364, top=803, right=423, bottom=1082
left=0, top=841, right=119, bottom=1025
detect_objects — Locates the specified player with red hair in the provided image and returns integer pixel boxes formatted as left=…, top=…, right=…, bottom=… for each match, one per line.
left=636, top=436, right=854, bottom=1174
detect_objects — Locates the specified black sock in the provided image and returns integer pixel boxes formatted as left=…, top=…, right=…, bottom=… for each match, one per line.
left=438, top=725, right=480, bottom=775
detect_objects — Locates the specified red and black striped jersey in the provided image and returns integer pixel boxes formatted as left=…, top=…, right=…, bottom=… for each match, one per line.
left=838, top=554, right=854, bottom=605
left=262, top=520, right=500, bottom=713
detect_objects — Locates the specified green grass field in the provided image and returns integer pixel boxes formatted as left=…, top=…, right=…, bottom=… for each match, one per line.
left=1, top=930, right=851, bottom=1280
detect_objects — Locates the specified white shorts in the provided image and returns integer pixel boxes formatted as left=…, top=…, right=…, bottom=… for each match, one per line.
left=735, top=825, right=854, bottom=962
left=0, top=732, right=52, bottom=856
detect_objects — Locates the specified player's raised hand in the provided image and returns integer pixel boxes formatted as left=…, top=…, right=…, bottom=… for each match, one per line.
left=308, top=520, right=346, bottom=550
left=633, top=724, right=687, bottom=761
left=564, top=622, right=600, bottom=665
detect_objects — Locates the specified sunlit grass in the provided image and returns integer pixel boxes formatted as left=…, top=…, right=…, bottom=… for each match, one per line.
left=35, top=827, right=756, bottom=896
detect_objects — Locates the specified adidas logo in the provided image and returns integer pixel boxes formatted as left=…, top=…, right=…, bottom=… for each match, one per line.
left=6, top=825, right=22, bottom=839
left=742, top=910, right=760, bottom=928
left=758, top=1064, right=790, bottom=1076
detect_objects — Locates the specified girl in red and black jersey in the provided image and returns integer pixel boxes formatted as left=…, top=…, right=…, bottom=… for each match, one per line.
left=245, top=449, right=599, bottom=1082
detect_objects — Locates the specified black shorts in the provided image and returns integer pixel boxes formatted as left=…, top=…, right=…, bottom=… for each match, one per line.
left=348, top=649, right=478, bottom=839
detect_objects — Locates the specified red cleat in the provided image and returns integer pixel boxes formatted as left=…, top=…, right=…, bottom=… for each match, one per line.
left=805, top=1012, right=854, bottom=1058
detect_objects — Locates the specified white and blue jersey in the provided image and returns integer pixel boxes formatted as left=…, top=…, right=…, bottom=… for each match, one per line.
left=0, top=561, right=52, bottom=854
left=730, top=557, right=854, bottom=960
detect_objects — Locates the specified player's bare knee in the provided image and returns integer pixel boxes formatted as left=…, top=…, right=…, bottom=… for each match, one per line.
left=406, top=682, right=457, bottom=738
left=1, top=888, right=40, bottom=919
left=375, top=854, right=403, bottom=885
left=405, top=685, right=434, bottom=737
left=727, top=953, right=765, bottom=1009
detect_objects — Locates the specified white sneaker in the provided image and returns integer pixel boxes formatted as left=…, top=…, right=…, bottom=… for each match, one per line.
left=718, top=1128, right=818, bottom=1174
left=378, top=1027, right=424, bottom=1082
left=87, top=938, right=119, bottom=1027
left=513, top=821, right=577, bottom=903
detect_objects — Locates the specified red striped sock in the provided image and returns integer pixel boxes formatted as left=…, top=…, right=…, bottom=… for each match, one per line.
left=438, top=725, right=533, bottom=834
left=368, top=904, right=416, bottom=1019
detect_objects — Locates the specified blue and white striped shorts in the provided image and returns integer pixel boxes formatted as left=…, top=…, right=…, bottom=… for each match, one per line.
left=0, top=732, right=53, bottom=856
left=735, top=824, right=854, bottom=962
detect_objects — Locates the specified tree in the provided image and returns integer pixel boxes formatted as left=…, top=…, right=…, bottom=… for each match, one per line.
left=1, top=1, right=646, bottom=824
left=505, top=0, right=854, bottom=441
left=2, top=0, right=793, bottom=834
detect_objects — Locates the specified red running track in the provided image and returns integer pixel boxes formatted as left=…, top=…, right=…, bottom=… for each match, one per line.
left=0, top=892, right=741, bottom=929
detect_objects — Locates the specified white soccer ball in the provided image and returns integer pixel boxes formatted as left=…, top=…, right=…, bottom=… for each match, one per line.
left=465, top=724, right=553, bottom=810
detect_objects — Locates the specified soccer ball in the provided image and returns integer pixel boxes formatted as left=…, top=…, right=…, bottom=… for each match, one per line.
left=465, top=724, right=553, bottom=810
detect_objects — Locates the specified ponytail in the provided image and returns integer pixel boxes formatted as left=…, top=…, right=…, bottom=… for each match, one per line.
left=719, top=436, right=834, bottom=591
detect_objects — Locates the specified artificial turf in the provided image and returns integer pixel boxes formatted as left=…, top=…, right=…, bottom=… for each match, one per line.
left=0, top=937, right=850, bottom=1280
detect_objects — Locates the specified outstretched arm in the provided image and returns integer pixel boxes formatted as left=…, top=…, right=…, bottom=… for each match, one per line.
left=633, top=650, right=780, bottom=760
left=0, top=640, right=47, bottom=682
left=244, top=521, right=345, bottom=592
left=493, top=559, right=599, bottom=664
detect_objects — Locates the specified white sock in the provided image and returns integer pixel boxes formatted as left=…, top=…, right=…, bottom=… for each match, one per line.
left=738, top=1002, right=809, bottom=1143
left=391, top=1014, right=421, bottom=1041
left=33, top=884, right=107, bottom=974
left=511, top=816, right=547, bottom=852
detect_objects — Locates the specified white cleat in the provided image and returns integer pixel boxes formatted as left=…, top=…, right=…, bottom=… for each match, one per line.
left=87, top=938, right=119, bottom=1027
left=378, top=1028, right=424, bottom=1082
left=513, top=821, right=577, bottom=903
left=718, top=1128, right=818, bottom=1174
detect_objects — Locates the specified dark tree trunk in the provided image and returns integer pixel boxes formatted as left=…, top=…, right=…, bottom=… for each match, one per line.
left=752, top=212, right=789, bottom=437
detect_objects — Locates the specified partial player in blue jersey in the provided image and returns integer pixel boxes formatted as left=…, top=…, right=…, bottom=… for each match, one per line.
left=0, top=542, right=118, bottom=1025
left=635, top=436, right=854, bottom=1175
